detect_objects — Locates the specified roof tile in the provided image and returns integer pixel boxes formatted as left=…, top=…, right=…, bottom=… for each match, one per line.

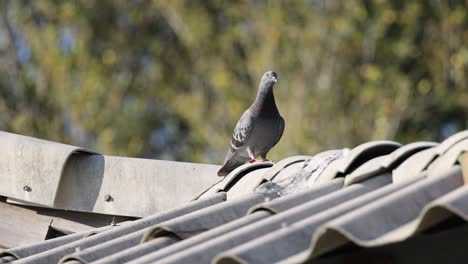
left=2, top=131, right=468, bottom=264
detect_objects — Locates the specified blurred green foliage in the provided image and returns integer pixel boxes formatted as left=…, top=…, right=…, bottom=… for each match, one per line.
left=0, top=0, right=467, bottom=163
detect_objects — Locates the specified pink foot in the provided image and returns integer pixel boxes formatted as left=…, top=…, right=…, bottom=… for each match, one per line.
left=261, top=159, right=270, bottom=162
left=249, top=158, right=258, bottom=163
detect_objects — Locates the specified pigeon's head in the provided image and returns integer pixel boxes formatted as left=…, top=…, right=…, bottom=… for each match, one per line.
left=260, top=71, right=278, bottom=88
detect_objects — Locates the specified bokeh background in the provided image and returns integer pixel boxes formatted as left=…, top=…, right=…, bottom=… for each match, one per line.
left=0, top=0, right=467, bottom=164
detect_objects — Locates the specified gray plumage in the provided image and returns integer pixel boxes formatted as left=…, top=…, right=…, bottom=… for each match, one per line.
left=218, top=71, right=285, bottom=176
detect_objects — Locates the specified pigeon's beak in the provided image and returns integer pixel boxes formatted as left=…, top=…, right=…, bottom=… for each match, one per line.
left=272, top=76, right=278, bottom=83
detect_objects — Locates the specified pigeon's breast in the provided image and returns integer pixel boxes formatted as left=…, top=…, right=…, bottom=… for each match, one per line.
left=249, top=116, right=281, bottom=154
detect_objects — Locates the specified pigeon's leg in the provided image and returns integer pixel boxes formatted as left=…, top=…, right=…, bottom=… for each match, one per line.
left=260, top=153, right=270, bottom=162
left=247, top=148, right=257, bottom=163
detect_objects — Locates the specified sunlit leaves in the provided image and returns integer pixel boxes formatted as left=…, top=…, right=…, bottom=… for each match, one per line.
left=0, top=0, right=467, bottom=163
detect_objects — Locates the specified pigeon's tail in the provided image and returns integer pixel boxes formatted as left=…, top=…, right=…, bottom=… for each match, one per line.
left=217, top=153, right=249, bottom=176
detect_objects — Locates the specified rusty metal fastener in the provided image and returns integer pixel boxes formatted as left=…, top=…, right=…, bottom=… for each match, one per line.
left=23, top=185, right=32, bottom=192
left=104, top=194, right=113, bottom=202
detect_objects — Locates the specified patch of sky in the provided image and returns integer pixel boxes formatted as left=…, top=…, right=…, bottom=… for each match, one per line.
left=442, top=122, right=458, bottom=139
left=60, top=27, right=75, bottom=54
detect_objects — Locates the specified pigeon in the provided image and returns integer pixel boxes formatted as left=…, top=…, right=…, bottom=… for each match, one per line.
left=217, top=71, right=285, bottom=176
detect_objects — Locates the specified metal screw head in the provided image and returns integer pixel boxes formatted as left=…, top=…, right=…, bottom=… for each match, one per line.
left=23, top=185, right=32, bottom=192
left=104, top=194, right=112, bottom=202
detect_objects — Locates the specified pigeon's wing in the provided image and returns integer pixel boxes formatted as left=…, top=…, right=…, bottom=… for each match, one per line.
left=230, top=110, right=255, bottom=151
left=217, top=110, right=254, bottom=176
